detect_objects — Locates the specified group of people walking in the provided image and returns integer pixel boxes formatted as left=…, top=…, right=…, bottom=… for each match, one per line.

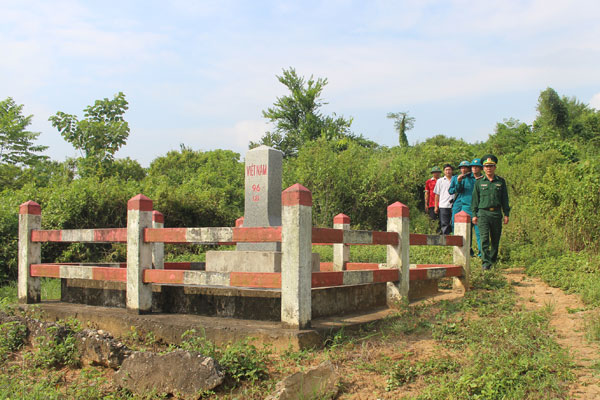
left=424, top=154, right=510, bottom=270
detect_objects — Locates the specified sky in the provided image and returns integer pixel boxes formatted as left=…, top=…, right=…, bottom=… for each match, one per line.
left=2, top=0, right=600, bottom=166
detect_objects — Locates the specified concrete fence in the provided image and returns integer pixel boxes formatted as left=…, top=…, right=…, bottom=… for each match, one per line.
left=18, top=185, right=470, bottom=328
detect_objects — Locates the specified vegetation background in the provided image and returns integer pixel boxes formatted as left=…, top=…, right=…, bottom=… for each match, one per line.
left=2, top=70, right=600, bottom=399
left=1, top=70, right=599, bottom=301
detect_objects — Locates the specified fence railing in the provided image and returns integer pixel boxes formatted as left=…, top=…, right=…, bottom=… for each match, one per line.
left=18, top=185, right=470, bottom=329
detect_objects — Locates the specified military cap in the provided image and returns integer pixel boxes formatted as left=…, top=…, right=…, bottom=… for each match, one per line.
left=481, top=154, right=498, bottom=166
left=458, top=160, right=470, bottom=168
left=470, top=158, right=483, bottom=167
left=430, top=166, right=442, bottom=173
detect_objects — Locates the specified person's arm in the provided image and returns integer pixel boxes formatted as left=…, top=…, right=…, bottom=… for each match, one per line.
left=434, top=194, right=440, bottom=213
left=501, top=178, right=510, bottom=224
left=448, top=176, right=458, bottom=194
left=424, top=190, right=429, bottom=211
left=471, top=183, right=480, bottom=225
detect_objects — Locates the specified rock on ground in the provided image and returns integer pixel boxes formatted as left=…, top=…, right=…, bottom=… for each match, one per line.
left=267, top=360, right=339, bottom=400
left=113, top=350, right=224, bottom=398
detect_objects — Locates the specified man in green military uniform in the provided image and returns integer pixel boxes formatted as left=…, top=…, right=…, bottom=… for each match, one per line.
left=471, top=154, right=510, bottom=270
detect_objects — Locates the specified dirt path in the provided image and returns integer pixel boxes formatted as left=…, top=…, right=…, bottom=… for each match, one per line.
left=505, top=269, right=600, bottom=400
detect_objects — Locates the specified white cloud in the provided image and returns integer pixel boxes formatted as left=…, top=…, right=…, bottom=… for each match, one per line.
left=590, top=93, right=600, bottom=111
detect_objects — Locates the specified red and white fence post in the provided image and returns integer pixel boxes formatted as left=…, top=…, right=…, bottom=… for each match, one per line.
left=453, top=211, right=471, bottom=291
left=127, top=194, right=154, bottom=313
left=152, top=211, right=164, bottom=269
left=281, top=184, right=312, bottom=329
left=333, top=213, right=350, bottom=271
left=18, top=201, right=42, bottom=304
left=386, top=202, right=410, bottom=303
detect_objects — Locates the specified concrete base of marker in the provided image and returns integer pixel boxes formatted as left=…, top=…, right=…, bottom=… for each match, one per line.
left=408, top=280, right=439, bottom=300
left=59, top=278, right=386, bottom=320
left=206, top=251, right=320, bottom=273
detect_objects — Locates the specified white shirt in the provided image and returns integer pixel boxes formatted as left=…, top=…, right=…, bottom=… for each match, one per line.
left=433, top=176, right=455, bottom=208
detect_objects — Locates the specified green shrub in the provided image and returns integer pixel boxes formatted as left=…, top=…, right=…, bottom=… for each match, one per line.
left=33, top=325, right=79, bottom=368
left=178, top=330, right=270, bottom=383
left=0, top=321, right=27, bottom=361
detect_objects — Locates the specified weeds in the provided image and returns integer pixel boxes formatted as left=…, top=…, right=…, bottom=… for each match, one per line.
left=585, top=311, right=600, bottom=343
left=32, top=324, right=80, bottom=368
left=177, top=329, right=271, bottom=384
left=0, top=321, right=27, bottom=361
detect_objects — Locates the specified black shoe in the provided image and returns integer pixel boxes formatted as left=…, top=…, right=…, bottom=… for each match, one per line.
left=482, top=265, right=491, bottom=271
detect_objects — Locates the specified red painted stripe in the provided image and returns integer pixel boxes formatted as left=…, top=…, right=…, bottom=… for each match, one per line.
left=409, top=265, right=464, bottom=280
left=233, top=227, right=281, bottom=242
left=372, top=231, right=398, bottom=245
left=312, top=228, right=343, bottom=244
left=319, top=262, right=334, bottom=272
left=347, top=263, right=380, bottom=270
left=373, top=269, right=399, bottom=282
left=230, top=272, right=281, bottom=288
left=92, top=267, right=126, bottom=282
left=30, top=264, right=60, bottom=278
left=127, top=194, right=153, bottom=211
left=312, top=272, right=344, bottom=288
left=333, top=213, right=350, bottom=224
left=152, top=210, right=164, bottom=223
left=444, top=265, right=464, bottom=277
left=413, top=264, right=457, bottom=269
left=143, top=269, right=185, bottom=284
left=410, top=268, right=429, bottom=281
left=282, top=184, right=312, bottom=206
left=164, top=262, right=191, bottom=270
left=94, top=228, right=127, bottom=242
left=387, top=202, right=409, bottom=218
left=454, top=211, right=471, bottom=223
left=409, top=234, right=428, bottom=245
left=144, top=228, right=187, bottom=243
left=19, top=201, right=41, bottom=215
left=445, top=236, right=463, bottom=246
left=31, top=230, right=61, bottom=242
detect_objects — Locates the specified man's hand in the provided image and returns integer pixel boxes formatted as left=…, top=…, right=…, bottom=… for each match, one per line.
left=472, top=216, right=478, bottom=225
left=503, top=216, right=509, bottom=224
left=434, top=206, right=439, bottom=214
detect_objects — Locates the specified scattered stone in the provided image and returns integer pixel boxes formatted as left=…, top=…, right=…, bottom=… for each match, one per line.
left=76, top=328, right=131, bottom=368
left=266, top=360, right=339, bottom=400
left=0, top=311, right=131, bottom=369
left=114, top=350, right=224, bottom=398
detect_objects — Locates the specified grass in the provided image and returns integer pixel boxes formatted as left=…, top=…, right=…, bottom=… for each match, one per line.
left=0, top=266, right=592, bottom=399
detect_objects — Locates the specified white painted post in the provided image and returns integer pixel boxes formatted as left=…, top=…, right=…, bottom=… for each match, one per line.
left=333, top=213, right=350, bottom=271
left=18, top=201, right=42, bottom=304
left=127, top=194, right=154, bottom=314
left=386, top=202, right=410, bottom=303
left=453, top=211, right=471, bottom=291
left=281, top=183, right=312, bottom=329
left=152, top=211, right=164, bottom=269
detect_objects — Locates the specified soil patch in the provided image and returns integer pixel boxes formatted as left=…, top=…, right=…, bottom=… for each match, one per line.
left=505, top=268, right=600, bottom=400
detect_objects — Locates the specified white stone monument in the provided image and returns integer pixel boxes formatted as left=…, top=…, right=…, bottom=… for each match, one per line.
left=237, top=145, right=283, bottom=251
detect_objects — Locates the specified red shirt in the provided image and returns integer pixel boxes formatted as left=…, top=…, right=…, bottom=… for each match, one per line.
left=425, top=177, right=438, bottom=208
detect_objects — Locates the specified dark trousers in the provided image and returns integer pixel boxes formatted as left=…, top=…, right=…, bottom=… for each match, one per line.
left=428, top=207, right=441, bottom=234
left=439, top=208, right=452, bottom=235
left=478, top=210, right=503, bottom=268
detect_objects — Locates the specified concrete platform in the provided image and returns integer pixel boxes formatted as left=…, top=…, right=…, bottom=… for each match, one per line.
left=60, top=279, right=388, bottom=320
left=23, top=301, right=396, bottom=351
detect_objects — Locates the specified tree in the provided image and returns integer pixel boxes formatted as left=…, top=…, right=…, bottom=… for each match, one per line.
left=534, top=87, right=569, bottom=139
left=0, top=97, right=48, bottom=166
left=252, top=68, right=356, bottom=157
left=387, top=111, right=415, bottom=147
left=49, top=92, right=130, bottom=164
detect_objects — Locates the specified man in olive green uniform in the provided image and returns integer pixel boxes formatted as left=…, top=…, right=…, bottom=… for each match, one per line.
left=471, top=154, right=510, bottom=270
